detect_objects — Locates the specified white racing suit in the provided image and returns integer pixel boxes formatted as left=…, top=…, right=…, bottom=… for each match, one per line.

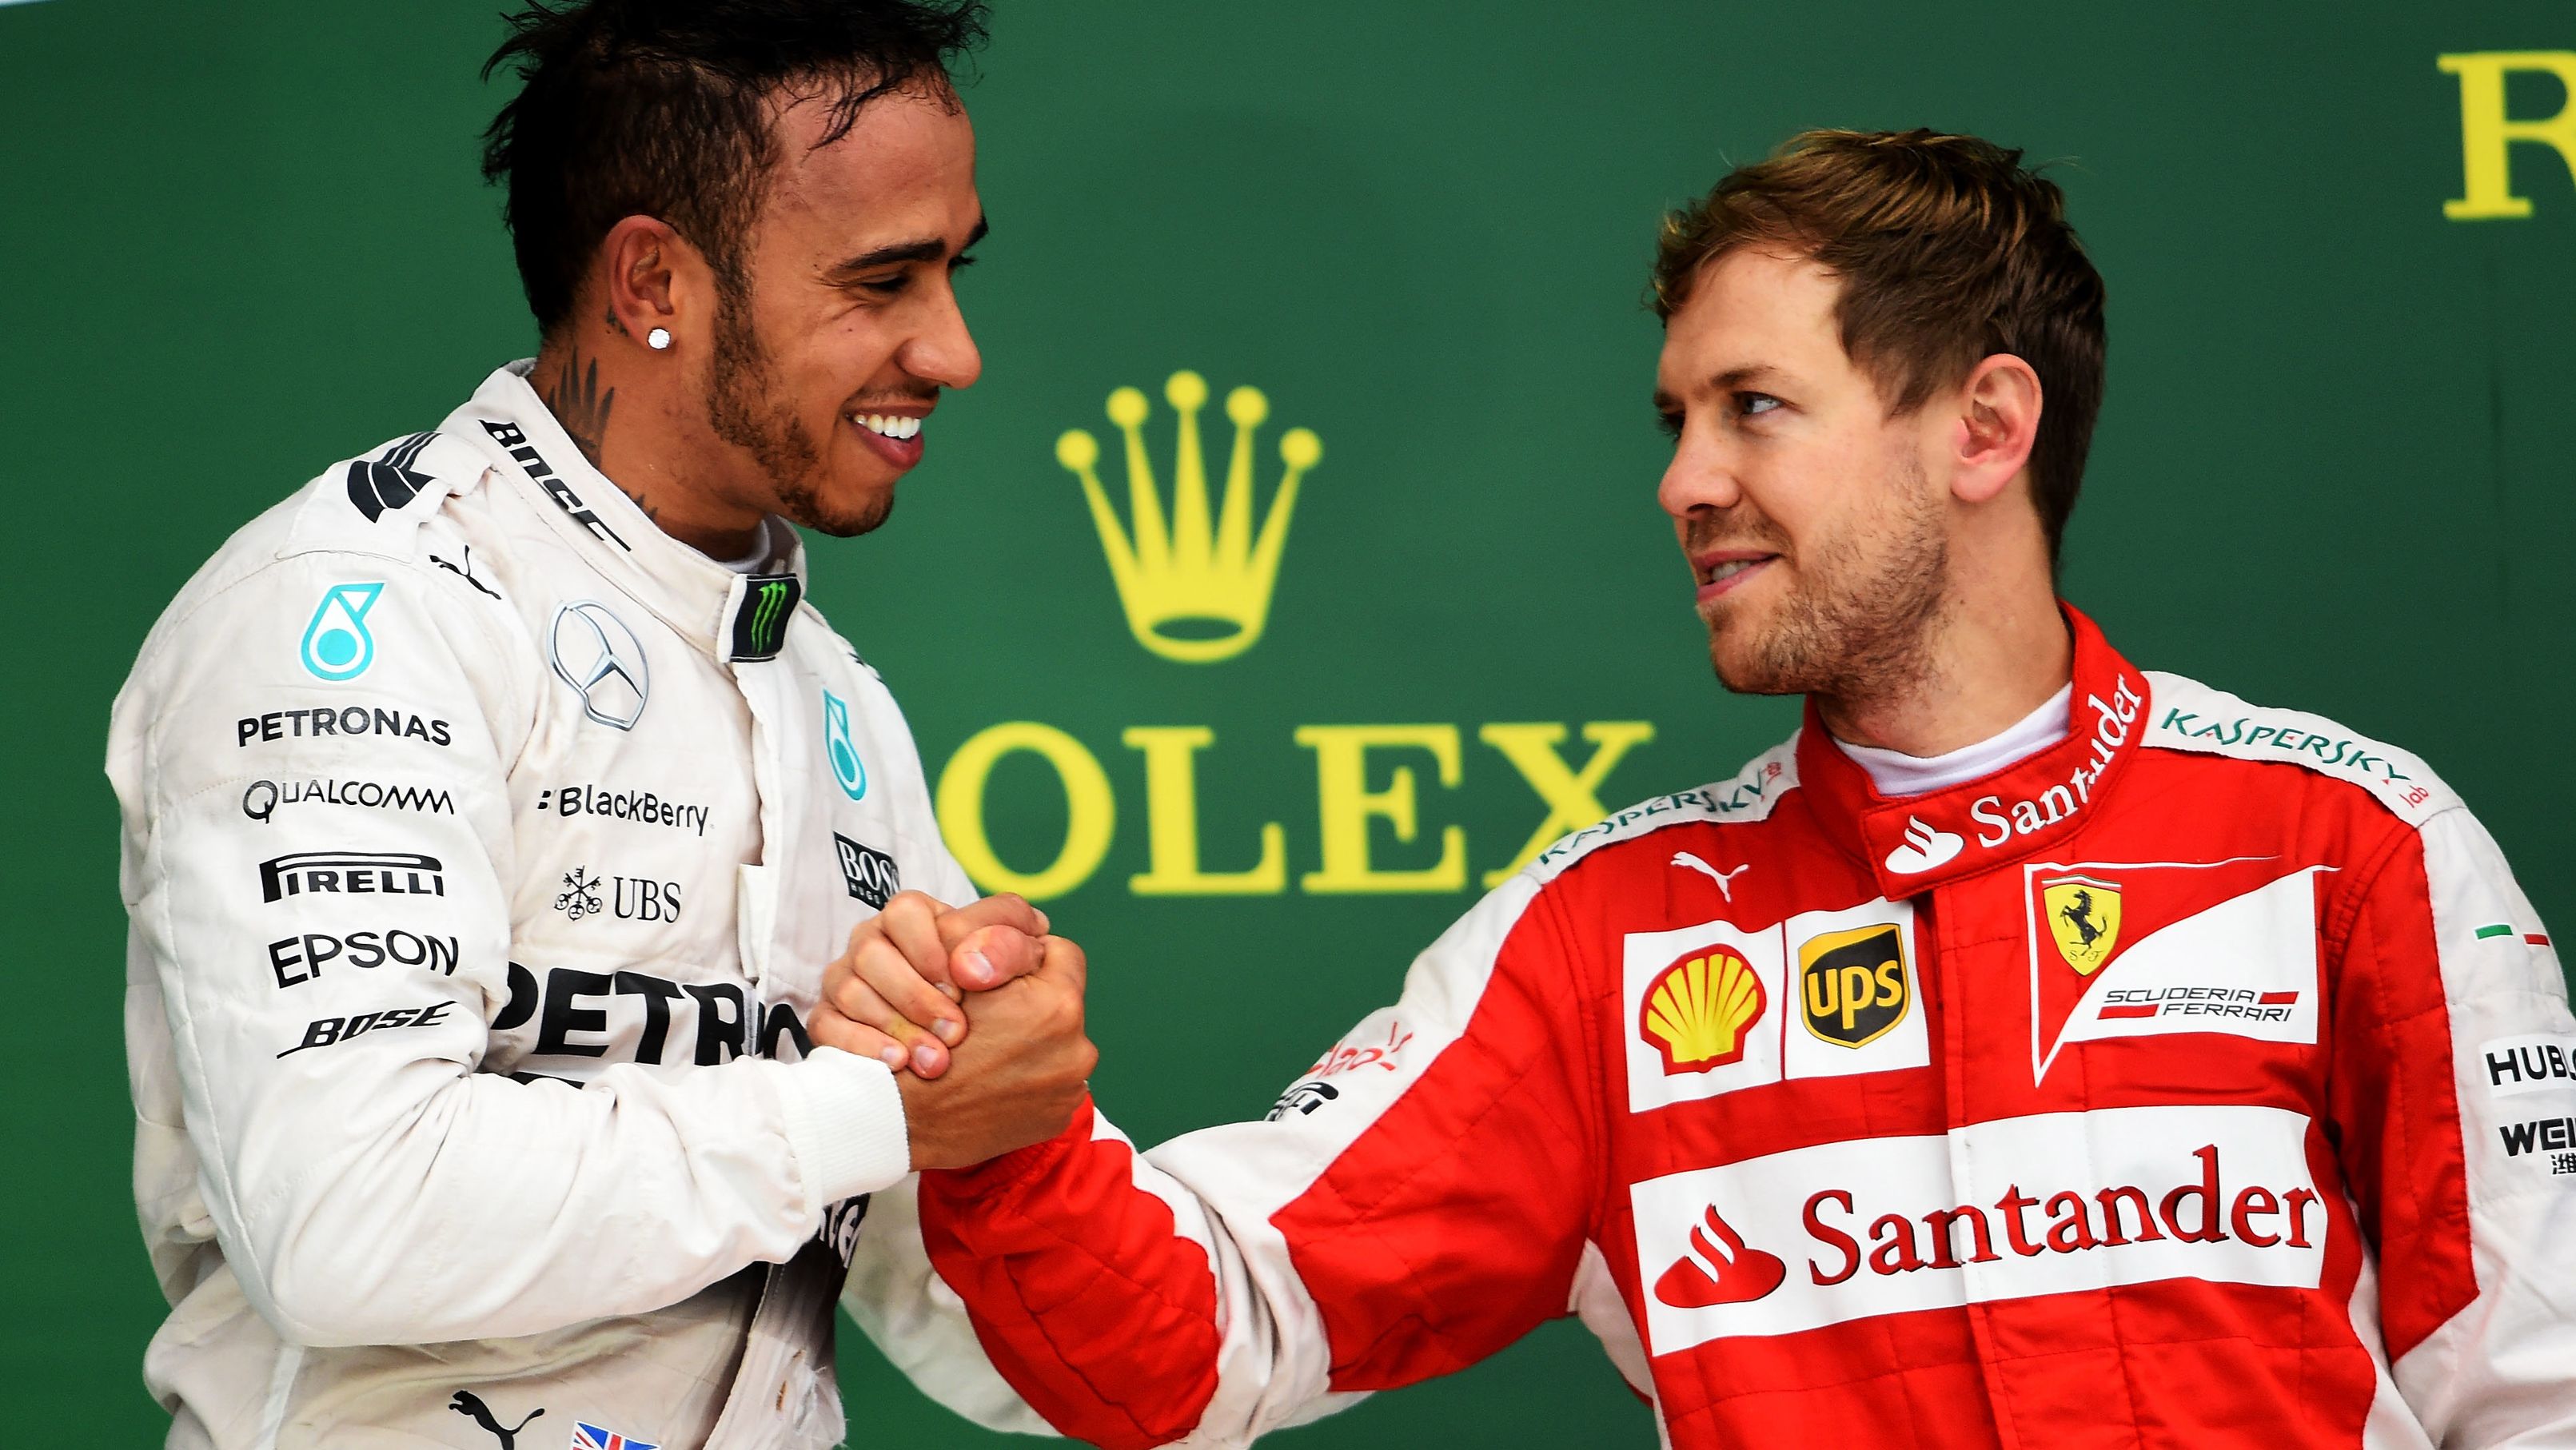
left=108, top=362, right=1044, bottom=1449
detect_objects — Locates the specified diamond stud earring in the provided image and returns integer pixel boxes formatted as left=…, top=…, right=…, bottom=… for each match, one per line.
left=646, top=327, right=672, bottom=351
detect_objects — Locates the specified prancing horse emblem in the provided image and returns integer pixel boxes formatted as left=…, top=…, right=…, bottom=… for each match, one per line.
left=2042, top=874, right=2122, bottom=976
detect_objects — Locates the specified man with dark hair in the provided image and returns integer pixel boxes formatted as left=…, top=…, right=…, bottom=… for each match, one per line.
left=105, top=3, right=1089, bottom=1445
left=820, top=130, right=2576, bottom=1446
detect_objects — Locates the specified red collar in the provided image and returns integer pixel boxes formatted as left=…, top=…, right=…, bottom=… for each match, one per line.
left=1795, top=604, right=2151, bottom=897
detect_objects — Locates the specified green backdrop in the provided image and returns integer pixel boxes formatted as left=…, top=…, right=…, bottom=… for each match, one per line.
left=6, top=1, right=2574, bottom=1443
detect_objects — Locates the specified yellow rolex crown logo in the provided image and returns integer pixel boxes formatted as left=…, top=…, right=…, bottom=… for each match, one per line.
left=1055, top=371, right=1322, bottom=663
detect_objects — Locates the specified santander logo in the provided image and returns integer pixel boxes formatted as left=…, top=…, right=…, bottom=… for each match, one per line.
left=1879, top=675, right=2146, bottom=878
left=1628, top=1104, right=2326, bottom=1356
left=1883, top=816, right=1965, bottom=875
left=1654, top=1206, right=1787, bottom=1309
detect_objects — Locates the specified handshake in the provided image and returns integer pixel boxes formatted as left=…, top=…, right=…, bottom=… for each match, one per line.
left=807, top=892, right=1096, bottom=1170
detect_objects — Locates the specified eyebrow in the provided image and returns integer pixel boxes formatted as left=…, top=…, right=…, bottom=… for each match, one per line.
left=823, top=217, right=988, bottom=279
left=1652, top=364, right=1788, bottom=412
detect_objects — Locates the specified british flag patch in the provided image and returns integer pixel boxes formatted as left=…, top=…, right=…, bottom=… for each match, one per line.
left=569, top=1424, right=657, bottom=1450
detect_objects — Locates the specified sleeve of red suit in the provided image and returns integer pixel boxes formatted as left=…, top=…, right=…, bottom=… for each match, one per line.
left=2331, top=803, right=2576, bottom=1444
left=915, top=871, right=1609, bottom=1449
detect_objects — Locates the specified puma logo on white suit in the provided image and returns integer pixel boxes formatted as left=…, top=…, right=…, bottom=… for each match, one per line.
left=1672, top=851, right=1750, bottom=900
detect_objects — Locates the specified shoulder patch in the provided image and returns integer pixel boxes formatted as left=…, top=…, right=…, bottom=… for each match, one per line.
left=278, top=430, right=491, bottom=563
left=1528, top=733, right=1799, bottom=882
left=2143, top=670, right=2457, bottom=826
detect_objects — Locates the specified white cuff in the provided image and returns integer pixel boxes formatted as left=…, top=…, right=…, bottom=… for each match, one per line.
left=772, top=1046, right=911, bottom=1210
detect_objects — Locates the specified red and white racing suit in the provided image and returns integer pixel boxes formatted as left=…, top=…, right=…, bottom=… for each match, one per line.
left=918, top=607, right=2576, bottom=1448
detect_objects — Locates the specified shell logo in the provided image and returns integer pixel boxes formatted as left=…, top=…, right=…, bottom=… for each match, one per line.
left=1640, top=947, right=1765, bottom=1074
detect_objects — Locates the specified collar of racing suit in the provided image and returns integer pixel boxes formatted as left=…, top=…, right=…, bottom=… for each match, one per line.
left=1794, top=603, right=2154, bottom=899
left=441, top=361, right=813, bottom=667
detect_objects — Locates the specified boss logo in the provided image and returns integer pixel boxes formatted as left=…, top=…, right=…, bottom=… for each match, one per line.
left=834, top=834, right=899, bottom=910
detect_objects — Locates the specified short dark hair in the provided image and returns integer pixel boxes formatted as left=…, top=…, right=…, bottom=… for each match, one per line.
left=481, top=0, right=988, bottom=334
left=1651, top=129, right=2107, bottom=562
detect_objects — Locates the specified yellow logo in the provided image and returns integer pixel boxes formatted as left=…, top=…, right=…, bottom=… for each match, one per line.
left=2043, top=875, right=2122, bottom=976
left=1640, top=948, right=1765, bottom=1074
left=2438, top=51, right=2576, bottom=221
left=1055, top=371, right=1322, bottom=663
left=1797, top=924, right=1910, bottom=1048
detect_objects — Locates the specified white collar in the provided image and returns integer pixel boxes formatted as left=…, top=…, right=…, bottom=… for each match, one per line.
left=1833, top=683, right=2074, bottom=798
left=442, top=362, right=811, bottom=664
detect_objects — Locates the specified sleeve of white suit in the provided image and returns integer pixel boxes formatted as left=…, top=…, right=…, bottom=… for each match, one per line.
left=108, top=550, right=911, bottom=1349
left=2343, top=803, right=2576, bottom=1444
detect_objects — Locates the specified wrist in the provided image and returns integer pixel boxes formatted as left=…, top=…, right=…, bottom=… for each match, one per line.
left=772, top=1047, right=912, bottom=1211
left=922, top=1093, right=1094, bottom=1193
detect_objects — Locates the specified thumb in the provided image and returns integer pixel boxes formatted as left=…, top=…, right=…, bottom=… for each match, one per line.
left=1036, top=934, right=1087, bottom=998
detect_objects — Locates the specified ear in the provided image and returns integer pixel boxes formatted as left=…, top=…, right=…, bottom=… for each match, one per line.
left=596, top=216, right=699, bottom=348
left=1948, top=353, right=2044, bottom=505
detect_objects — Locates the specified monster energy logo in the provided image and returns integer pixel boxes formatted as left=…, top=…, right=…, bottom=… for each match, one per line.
left=728, top=573, right=801, bottom=662
left=749, top=581, right=789, bottom=651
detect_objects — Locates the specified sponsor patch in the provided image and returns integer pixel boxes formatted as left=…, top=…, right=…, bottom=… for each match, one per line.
left=1796, top=923, right=1910, bottom=1050
left=536, top=783, right=708, bottom=836
left=729, top=573, right=801, bottom=663
left=258, top=850, right=445, bottom=902
left=2043, top=876, right=2121, bottom=975
left=549, top=601, right=651, bottom=731
left=1629, top=1104, right=2326, bottom=1355
left=479, top=418, right=628, bottom=551
left=298, top=582, right=385, bottom=682
left=553, top=869, right=604, bottom=922
left=2482, top=1033, right=2576, bottom=1097
left=237, top=706, right=453, bottom=748
left=267, top=930, right=460, bottom=988
left=1625, top=902, right=1923, bottom=1109
left=1266, top=1081, right=1340, bottom=1121
left=823, top=690, right=868, bottom=800
left=2497, top=1114, right=2576, bottom=1177
left=278, top=1001, right=453, bottom=1058
left=345, top=432, right=434, bottom=521
left=833, top=834, right=899, bottom=910
left=1640, top=946, right=1766, bottom=1074
left=2026, top=860, right=2322, bottom=1083
left=241, top=777, right=455, bottom=823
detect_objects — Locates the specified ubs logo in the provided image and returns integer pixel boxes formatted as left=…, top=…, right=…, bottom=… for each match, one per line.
left=1798, top=923, right=1910, bottom=1049
left=548, top=600, right=650, bottom=731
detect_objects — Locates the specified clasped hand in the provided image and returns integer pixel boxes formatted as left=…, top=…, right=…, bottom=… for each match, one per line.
left=807, top=890, right=1094, bottom=1169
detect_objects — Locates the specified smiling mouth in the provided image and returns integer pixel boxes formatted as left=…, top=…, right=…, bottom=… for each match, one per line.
left=848, top=412, right=923, bottom=441
left=1695, top=553, right=1778, bottom=602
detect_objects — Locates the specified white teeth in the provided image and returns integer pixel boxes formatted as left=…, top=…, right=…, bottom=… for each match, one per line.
left=1709, top=560, right=1756, bottom=581
left=851, top=413, right=923, bottom=441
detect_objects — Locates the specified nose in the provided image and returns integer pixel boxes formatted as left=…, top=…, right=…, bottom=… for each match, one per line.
left=900, top=284, right=983, bottom=392
left=1657, top=420, right=1742, bottom=522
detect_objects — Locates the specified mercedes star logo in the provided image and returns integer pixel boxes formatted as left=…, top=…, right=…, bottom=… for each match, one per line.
left=548, top=600, right=651, bottom=731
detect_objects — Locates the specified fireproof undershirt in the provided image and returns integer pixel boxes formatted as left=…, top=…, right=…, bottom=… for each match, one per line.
left=709, top=516, right=793, bottom=575
left=1832, top=682, right=2074, bottom=798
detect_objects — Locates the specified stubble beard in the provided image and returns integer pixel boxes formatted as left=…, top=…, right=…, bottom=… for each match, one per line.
left=1704, top=463, right=1950, bottom=707
left=704, top=284, right=893, bottom=540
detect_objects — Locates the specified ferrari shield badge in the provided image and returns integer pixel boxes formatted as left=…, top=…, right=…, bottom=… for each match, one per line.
left=2043, top=875, right=2121, bottom=976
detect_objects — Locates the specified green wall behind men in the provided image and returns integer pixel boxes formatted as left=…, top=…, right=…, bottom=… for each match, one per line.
left=4, top=2, right=2570, bottom=1443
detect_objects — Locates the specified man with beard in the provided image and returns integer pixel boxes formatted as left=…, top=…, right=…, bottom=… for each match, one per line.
left=814, top=131, right=2576, bottom=1446
left=103, top=2, right=1091, bottom=1446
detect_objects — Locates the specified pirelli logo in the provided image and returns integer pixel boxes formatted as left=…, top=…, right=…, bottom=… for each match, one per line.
left=258, top=850, right=445, bottom=902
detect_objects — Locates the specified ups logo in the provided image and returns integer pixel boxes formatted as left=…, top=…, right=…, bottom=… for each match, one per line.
left=1798, top=923, right=1911, bottom=1048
